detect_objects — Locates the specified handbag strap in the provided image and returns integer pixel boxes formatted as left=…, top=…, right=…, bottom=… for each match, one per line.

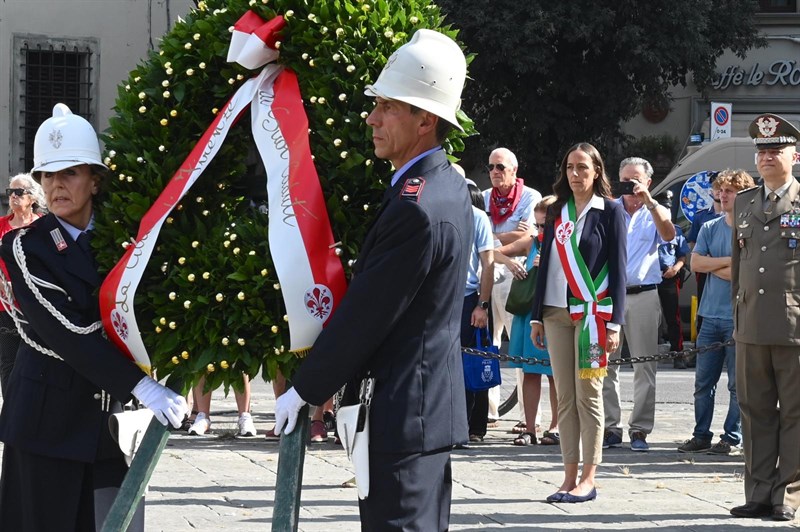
left=474, top=327, right=492, bottom=349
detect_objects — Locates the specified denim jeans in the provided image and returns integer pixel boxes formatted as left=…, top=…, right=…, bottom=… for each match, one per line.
left=693, top=317, right=741, bottom=445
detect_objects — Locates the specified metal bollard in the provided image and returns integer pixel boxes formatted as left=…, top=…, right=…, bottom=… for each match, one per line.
left=272, top=403, right=310, bottom=532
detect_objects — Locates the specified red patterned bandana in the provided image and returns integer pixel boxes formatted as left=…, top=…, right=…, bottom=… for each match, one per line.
left=490, top=178, right=524, bottom=225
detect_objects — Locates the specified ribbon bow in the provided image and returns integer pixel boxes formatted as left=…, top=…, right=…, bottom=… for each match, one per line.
left=227, top=11, right=285, bottom=69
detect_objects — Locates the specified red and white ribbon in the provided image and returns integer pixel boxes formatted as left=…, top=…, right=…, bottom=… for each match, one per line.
left=100, top=11, right=347, bottom=370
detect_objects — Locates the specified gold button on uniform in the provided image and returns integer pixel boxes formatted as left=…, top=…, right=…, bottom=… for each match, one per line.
left=759, top=288, right=765, bottom=294
left=93, top=393, right=102, bottom=400
left=761, top=246, right=767, bottom=251
left=759, top=267, right=765, bottom=273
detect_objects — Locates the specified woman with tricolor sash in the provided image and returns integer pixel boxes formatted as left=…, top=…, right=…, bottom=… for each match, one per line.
left=530, top=142, right=627, bottom=504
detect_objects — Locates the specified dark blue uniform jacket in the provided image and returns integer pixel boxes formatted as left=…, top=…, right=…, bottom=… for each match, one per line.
left=293, top=149, right=473, bottom=454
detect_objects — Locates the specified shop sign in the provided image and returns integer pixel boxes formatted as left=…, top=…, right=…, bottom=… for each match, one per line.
left=713, top=60, right=800, bottom=90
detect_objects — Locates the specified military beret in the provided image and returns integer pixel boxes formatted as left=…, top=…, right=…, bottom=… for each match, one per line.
left=749, top=113, right=800, bottom=148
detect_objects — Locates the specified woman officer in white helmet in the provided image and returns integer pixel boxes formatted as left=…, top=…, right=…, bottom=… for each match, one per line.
left=0, top=104, right=188, bottom=531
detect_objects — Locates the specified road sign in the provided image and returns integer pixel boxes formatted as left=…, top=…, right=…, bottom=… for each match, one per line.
left=710, top=102, right=732, bottom=140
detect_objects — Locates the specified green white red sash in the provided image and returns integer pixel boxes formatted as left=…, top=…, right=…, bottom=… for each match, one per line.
left=554, top=197, right=611, bottom=378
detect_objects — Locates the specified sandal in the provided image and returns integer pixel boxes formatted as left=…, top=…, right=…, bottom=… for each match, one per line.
left=510, top=422, right=527, bottom=434
left=309, top=420, right=327, bottom=443
left=513, top=432, right=537, bottom=446
left=540, top=430, right=560, bottom=445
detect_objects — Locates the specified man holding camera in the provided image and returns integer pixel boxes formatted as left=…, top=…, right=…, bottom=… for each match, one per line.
left=603, top=157, right=675, bottom=452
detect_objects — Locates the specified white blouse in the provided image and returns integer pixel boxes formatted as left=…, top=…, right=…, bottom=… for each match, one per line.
left=542, top=195, right=605, bottom=308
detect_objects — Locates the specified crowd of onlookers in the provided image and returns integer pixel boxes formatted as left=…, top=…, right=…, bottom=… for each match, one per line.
left=446, top=118, right=800, bottom=521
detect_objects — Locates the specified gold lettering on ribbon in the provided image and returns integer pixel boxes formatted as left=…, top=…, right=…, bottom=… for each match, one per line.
left=257, top=89, right=297, bottom=228
left=126, top=232, right=150, bottom=270
left=197, top=96, right=238, bottom=169
left=117, top=282, right=131, bottom=313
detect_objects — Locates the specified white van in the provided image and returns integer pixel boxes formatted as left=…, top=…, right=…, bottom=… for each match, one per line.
left=651, top=136, right=800, bottom=230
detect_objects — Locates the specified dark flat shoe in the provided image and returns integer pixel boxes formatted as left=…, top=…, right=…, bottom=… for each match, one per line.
left=560, top=487, right=597, bottom=503
left=772, top=505, right=796, bottom=521
left=546, top=491, right=567, bottom=503
left=730, top=501, right=771, bottom=518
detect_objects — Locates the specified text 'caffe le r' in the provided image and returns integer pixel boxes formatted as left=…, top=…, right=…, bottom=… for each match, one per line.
left=714, top=60, right=800, bottom=90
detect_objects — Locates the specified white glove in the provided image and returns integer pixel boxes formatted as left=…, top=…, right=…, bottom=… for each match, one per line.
left=132, top=376, right=189, bottom=429
left=274, top=386, right=307, bottom=435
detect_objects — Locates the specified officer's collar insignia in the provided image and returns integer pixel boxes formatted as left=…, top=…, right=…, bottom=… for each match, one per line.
left=400, top=177, right=425, bottom=200
left=50, top=228, right=68, bottom=251
left=49, top=129, right=63, bottom=149
left=757, top=116, right=779, bottom=138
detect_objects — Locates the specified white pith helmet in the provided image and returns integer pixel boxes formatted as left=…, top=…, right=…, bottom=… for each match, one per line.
left=365, top=29, right=466, bottom=131
left=32, top=103, right=107, bottom=175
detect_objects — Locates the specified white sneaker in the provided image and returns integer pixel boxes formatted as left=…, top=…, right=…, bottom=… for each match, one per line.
left=238, top=412, right=257, bottom=437
left=188, top=412, right=211, bottom=435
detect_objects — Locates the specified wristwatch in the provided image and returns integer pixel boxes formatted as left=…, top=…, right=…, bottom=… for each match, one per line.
left=478, top=300, right=490, bottom=310
left=645, top=201, right=658, bottom=211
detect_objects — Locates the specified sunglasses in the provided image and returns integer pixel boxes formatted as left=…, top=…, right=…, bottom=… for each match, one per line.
left=486, top=163, right=508, bottom=172
left=6, top=188, right=30, bottom=197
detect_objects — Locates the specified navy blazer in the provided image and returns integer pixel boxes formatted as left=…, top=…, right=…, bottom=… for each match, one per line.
left=0, top=213, right=145, bottom=462
left=292, top=149, right=473, bottom=454
left=531, top=197, right=627, bottom=325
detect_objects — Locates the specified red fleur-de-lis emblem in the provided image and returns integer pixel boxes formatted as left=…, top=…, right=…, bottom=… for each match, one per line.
left=111, top=310, right=129, bottom=340
left=556, top=221, right=574, bottom=245
left=304, top=284, right=334, bottom=322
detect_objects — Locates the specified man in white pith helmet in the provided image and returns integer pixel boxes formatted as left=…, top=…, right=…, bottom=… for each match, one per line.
left=275, top=30, right=472, bottom=529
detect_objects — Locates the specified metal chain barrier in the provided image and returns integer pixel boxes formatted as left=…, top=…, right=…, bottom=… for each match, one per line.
left=462, top=339, right=736, bottom=367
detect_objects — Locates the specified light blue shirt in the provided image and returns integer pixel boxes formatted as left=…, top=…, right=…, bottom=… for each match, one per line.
left=694, top=216, right=733, bottom=320
left=466, top=207, right=494, bottom=296
left=481, top=186, right=541, bottom=234
left=389, top=146, right=442, bottom=187
left=55, top=214, right=94, bottom=241
left=617, top=199, right=662, bottom=286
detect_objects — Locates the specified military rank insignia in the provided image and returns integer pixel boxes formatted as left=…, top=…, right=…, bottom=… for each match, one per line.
left=400, top=177, right=425, bottom=200
left=50, top=228, right=68, bottom=251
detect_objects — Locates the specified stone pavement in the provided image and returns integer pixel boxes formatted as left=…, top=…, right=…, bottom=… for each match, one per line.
left=2, top=364, right=798, bottom=530
left=141, top=365, right=797, bottom=531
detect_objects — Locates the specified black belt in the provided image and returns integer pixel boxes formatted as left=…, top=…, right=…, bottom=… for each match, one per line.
left=626, top=284, right=657, bottom=295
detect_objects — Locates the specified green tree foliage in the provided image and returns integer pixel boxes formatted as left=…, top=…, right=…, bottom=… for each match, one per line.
left=94, top=0, right=474, bottom=392
left=437, top=0, right=764, bottom=189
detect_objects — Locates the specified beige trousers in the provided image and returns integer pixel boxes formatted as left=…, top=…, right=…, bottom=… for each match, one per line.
left=543, top=306, right=604, bottom=465
left=603, top=290, right=659, bottom=436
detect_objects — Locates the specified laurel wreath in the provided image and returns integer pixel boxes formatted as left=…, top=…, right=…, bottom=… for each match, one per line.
left=93, top=0, right=474, bottom=392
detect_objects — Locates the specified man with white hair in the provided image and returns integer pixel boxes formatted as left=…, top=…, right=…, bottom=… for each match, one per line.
left=482, top=148, right=541, bottom=427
